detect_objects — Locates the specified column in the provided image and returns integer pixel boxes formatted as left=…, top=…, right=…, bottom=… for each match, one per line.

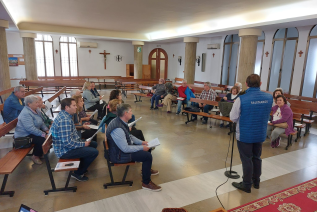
left=237, top=28, right=262, bottom=90
left=184, top=37, right=199, bottom=84
left=20, top=33, right=37, bottom=80
left=0, top=20, right=11, bottom=99
left=132, top=41, right=144, bottom=79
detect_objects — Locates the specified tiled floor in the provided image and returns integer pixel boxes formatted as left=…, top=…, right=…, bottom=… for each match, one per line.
left=1, top=89, right=317, bottom=212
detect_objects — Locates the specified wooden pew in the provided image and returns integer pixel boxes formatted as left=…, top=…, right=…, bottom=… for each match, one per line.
left=0, top=118, right=34, bottom=197
left=20, top=80, right=86, bottom=92
left=0, top=87, right=14, bottom=104
left=25, top=86, right=44, bottom=97
left=175, top=77, right=184, bottom=83
left=284, top=94, right=317, bottom=103
left=0, top=104, right=4, bottom=118
left=121, top=80, right=158, bottom=97
left=45, top=87, right=67, bottom=117
left=42, top=134, right=78, bottom=195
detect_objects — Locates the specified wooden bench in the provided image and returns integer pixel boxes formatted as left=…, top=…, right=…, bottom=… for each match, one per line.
left=121, top=81, right=157, bottom=97
left=103, top=137, right=134, bottom=189
left=20, top=80, right=86, bottom=93
left=42, top=134, right=79, bottom=195
left=0, top=87, right=14, bottom=104
left=133, top=93, right=149, bottom=103
left=45, top=86, right=67, bottom=117
left=285, top=93, right=317, bottom=103
left=0, top=118, right=34, bottom=197
left=25, top=86, right=44, bottom=97
left=175, top=77, right=184, bottom=83
left=0, top=104, right=4, bottom=119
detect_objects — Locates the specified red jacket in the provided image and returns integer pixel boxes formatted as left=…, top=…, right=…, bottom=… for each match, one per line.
left=178, top=86, right=195, bottom=98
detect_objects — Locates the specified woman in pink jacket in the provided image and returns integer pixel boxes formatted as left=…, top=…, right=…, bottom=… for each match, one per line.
left=267, top=95, right=295, bottom=148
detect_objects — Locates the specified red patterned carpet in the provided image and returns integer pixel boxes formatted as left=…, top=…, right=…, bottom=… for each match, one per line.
left=228, top=178, right=317, bottom=212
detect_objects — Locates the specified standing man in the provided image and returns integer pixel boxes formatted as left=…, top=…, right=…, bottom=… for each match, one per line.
left=230, top=74, right=272, bottom=193
left=50, top=98, right=99, bottom=181
left=191, top=82, right=217, bottom=124
left=3, top=86, right=25, bottom=123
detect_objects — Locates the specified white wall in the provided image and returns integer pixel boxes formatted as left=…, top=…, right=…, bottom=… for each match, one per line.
left=5, top=24, right=317, bottom=95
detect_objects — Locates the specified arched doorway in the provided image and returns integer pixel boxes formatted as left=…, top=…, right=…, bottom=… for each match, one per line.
left=148, top=48, right=168, bottom=79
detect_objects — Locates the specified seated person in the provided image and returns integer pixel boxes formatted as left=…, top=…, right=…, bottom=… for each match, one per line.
left=235, top=82, right=244, bottom=95
left=72, top=95, right=98, bottom=144
left=191, top=82, right=217, bottom=124
left=108, top=89, right=135, bottom=123
left=222, top=86, right=239, bottom=102
left=36, top=96, right=53, bottom=128
left=90, top=82, right=100, bottom=98
left=267, top=95, right=295, bottom=148
left=162, top=82, right=178, bottom=113
left=50, top=98, right=99, bottom=181
left=70, top=89, right=81, bottom=97
left=3, top=86, right=25, bottom=123
left=176, top=80, right=195, bottom=115
left=150, top=78, right=166, bottom=110
left=272, top=88, right=290, bottom=107
left=82, top=82, right=106, bottom=120
left=106, top=104, right=161, bottom=191
left=14, top=95, right=49, bottom=165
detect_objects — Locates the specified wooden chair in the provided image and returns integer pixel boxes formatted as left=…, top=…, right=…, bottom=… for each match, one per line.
left=42, top=134, right=79, bottom=195
left=103, top=137, right=134, bottom=189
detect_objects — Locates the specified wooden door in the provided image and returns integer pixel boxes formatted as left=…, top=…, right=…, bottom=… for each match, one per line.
left=148, top=48, right=168, bottom=79
left=142, top=65, right=151, bottom=79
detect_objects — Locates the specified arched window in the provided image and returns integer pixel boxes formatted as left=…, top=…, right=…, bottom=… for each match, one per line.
left=254, top=32, right=265, bottom=76
left=300, top=25, right=317, bottom=97
left=59, top=36, right=78, bottom=76
left=221, top=34, right=240, bottom=85
left=267, top=28, right=298, bottom=93
left=35, top=35, right=54, bottom=77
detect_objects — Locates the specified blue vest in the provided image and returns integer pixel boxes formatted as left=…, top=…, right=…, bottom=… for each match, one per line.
left=105, top=117, right=132, bottom=163
left=239, top=87, right=272, bottom=143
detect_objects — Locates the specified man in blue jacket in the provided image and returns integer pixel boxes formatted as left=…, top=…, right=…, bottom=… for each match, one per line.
left=3, top=86, right=25, bottom=123
left=230, top=74, right=272, bottom=193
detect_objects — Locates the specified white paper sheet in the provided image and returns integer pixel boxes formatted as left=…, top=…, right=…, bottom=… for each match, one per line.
left=147, top=138, right=160, bottom=148
left=128, top=117, right=142, bottom=127
left=87, top=125, right=99, bottom=130
left=55, top=161, right=80, bottom=171
left=90, top=109, right=98, bottom=119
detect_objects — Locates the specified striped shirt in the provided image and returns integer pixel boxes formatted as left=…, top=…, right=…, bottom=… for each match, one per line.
left=199, top=88, right=217, bottom=101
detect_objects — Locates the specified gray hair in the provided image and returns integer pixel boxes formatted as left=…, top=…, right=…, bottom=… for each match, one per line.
left=70, top=89, right=81, bottom=97
left=235, top=82, right=242, bottom=91
left=182, top=79, right=187, bottom=83
left=117, top=103, right=132, bottom=118
left=204, top=82, right=211, bottom=88
left=24, top=95, right=39, bottom=106
left=14, top=86, right=24, bottom=93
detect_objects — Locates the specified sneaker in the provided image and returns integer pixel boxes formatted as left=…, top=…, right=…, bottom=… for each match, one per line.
left=157, top=104, right=163, bottom=108
left=150, top=106, right=154, bottom=110
left=153, top=107, right=159, bottom=110
left=176, top=112, right=180, bottom=115
left=142, top=181, right=162, bottom=192
left=167, top=111, right=171, bottom=113
left=276, top=137, right=281, bottom=147
left=71, top=173, right=89, bottom=182
left=220, top=123, right=224, bottom=128
left=141, top=169, right=159, bottom=176
left=232, top=182, right=251, bottom=193
left=31, top=156, right=43, bottom=165
left=202, top=120, right=207, bottom=124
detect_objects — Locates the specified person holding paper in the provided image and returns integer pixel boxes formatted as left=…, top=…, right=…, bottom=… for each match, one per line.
left=106, top=104, right=161, bottom=192
left=50, top=98, right=99, bottom=182
left=176, top=80, right=195, bottom=115
left=90, top=82, right=100, bottom=98
left=72, top=95, right=98, bottom=144
left=82, top=82, right=106, bottom=120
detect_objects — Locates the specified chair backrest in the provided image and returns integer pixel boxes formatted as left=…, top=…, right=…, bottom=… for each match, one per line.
left=0, top=104, right=4, bottom=117
left=47, top=86, right=66, bottom=103
left=0, top=118, right=18, bottom=137
left=189, top=98, right=219, bottom=107
left=42, top=134, right=53, bottom=155
left=25, top=86, right=43, bottom=96
left=288, top=99, right=317, bottom=113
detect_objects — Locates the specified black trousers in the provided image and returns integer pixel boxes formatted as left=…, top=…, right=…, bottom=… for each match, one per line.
left=88, top=103, right=106, bottom=119
left=130, top=129, right=145, bottom=141
left=81, top=129, right=98, bottom=142
left=27, top=134, right=45, bottom=156
left=131, top=150, right=152, bottom=184
left=237, top=140, right=263, bottom=189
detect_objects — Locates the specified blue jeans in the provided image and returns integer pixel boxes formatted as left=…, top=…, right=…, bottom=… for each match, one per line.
left=60, top=145, right=99, bottom=175
left=151, top=94, right=162, bottom=107
left=191, top=103, right=214, bottom=121
left=177, top=99, right=191, bottom=113
left=131, top=150, right=152, bottom=184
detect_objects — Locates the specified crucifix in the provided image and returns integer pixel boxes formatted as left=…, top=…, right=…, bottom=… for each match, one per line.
left=212, top=53, right=215, bottom=58
left=99, top=50, right=110, bottom=69
left=265, top=51, right=269, bottom=57
left=298, top=50, right=303, bottom=57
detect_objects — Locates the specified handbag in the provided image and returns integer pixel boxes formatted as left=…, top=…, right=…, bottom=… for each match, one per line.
left=274, top=122, right=288, bottom=129
left=13, top=137, right=33, bottom=149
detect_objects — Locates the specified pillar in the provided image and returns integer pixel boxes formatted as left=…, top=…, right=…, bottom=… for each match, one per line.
left=237, top=28, right=262, bottom=90
left=0, top=20, right=11, bottom=99
left=184, top=37, right=199, bottom=84
left=20, top=32, right=37, bottom=80
left=132, top=41, right=144, bottom=79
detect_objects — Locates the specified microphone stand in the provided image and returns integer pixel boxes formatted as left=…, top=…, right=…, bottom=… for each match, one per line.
left=224, top=122, right=240, bottom=179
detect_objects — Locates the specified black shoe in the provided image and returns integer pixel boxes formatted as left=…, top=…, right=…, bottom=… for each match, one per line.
left=253, top=183, right=259, bottom=189
left=220, top=123, right=224, bottom=128
left=232, top=182, right=251, bottom=193
left=71, top=173, right=89, bottom=182
left=202, top=120, right=207, bottom=124
left=153, top=107, right=159, bottom=110
left=150, top=106, right=154, bottom=110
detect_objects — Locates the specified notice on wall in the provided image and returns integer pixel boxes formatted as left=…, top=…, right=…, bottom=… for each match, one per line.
left=8, top=54, right=25, bottom=65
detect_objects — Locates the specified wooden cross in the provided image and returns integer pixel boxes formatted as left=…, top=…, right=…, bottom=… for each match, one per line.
left=212, top=53, right=215, bottom=58
left=298, top=50, right=303, bottom=57
left=265, top=51, right=269, bottom=57
left=99, top=50, right=110, bottom=69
